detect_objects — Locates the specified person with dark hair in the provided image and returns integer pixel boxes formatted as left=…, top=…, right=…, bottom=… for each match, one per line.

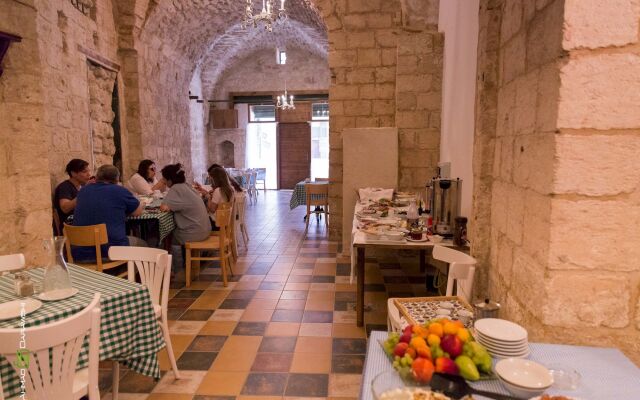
left=72, top=165, right=145, bottom=262
left=54, top=159, right=92, bottom=231
left=160, top=163, right=210, bottom=275
left=205, top=167, right=234, bottom=217
left=127, top=159, right=167, bottom=196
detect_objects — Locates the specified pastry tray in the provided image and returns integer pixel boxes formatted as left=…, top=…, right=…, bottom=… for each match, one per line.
left=394, top=295, right=474, bottom=327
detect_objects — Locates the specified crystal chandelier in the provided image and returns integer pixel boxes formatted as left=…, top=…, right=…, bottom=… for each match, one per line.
left=276, top=83, right=295, bottom=110
left=242, top=0, right=287, bottom=32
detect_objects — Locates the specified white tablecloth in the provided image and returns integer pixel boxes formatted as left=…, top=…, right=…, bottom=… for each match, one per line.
left=362, top=331, right=640, bottom=399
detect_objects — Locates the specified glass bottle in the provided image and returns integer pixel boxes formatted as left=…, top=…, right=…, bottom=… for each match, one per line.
left=42, top=237, right=73, bottom=293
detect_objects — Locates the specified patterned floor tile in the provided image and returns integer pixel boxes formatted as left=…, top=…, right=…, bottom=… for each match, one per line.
left=232, top=322, right=268, bottom=336
left=285, top=373, right=329, bottom=397
left=250, top=353, right=293, bottom=372
left=258, top=336, right=297, bottom=353
left=186, top=335, right=227, bottom=352
left=241, top=373, right=288, bottom=396
left=176, top=352, right=218, bottom=370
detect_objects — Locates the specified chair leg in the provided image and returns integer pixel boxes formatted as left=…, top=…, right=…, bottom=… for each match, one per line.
left=325, top=205, right=329, bottom=228
left=194, top=250, right=201, bottom=282
left=221, top=252, right=228, bottom=287
left=304, top=211, right=311, bottom=236
left=160, top=315, right=181, bottom=379
left=241, top=223, right=249, bottom=245
left=112, top=361, right=120, bottom=400
left=185, top=247, right=192, bottom=288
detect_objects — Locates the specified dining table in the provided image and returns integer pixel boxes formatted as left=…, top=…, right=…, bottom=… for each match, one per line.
left=0, top=264, right=166, bottom=398
left=128, top=198, right=176, bottom=247
left=289, top=180, right=329, bottom=210
left=363, top=330, right=640, bottom=399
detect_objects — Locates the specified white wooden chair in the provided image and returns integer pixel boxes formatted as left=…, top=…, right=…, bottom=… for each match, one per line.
left=0, top=293, right=101, bottom=400
left=387, top=245, right=477, bottom=332
left=235, top=192, right=250, bottom=247
left=108, top=246, right=181, bottom=400
left=255, top=168, right=267, bottom=193
left=0, top=253, right=25, bottom=273
left=247, top=170, right=258, bottom=204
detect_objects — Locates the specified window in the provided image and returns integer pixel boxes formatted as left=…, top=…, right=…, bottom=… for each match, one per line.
left=312, top=103, right=329, bottom=120
left=249, top=105, right=276, bottom=122
left=277, top=49, right=287, bottom=65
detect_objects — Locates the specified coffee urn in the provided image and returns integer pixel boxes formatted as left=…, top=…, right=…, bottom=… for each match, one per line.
left=428, top=177, right=462, bottom=238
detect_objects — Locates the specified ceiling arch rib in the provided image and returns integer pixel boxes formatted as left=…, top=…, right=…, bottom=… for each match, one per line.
left=200, top=19, right=328, bottom=98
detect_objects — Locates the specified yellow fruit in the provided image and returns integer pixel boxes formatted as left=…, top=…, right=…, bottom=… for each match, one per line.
left=452, top=320, right=464, bottom=329
left=443, top=322, right=459, bottom=336
left=410, top=336, right=427, bottom=349
left=457, top=328, right=471, bottom=343
left=427, top=334, right=441, bottom=347
left=428, top=322, right=444, bottom=338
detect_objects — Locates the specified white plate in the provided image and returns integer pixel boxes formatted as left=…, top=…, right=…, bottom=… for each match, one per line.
left=496, top=358, right=554, bottom=389
left=36, top=288, right=79, bottom=301
left=489, top=348, right=531, bottom=359
left=0, top=298, right=42, bottom=321
left=479, top=341, right=530, bottom=354
left=475, top=318, right=528, bottom=342
left=477, top=332, right=529, bottom=348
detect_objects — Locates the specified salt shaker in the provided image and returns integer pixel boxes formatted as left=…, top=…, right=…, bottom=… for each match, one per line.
left=14, top=272, right=34, bottom=297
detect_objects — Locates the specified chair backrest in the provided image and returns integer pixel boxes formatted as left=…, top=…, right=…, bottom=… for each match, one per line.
left=235, top=192, right=247, bottom=223
left=0, top=293, right=101, bottom=400
left=216, top=203, right=233, bottom=244
left=0, top=253, right=25, bottom=273
left=432, top=245, right=477, bottom=302
left=108, top=246, right=171, bottom=310
left=314, top=177, right=329, bottom=182
left=249, top=171, right=257, bottom=186
left=63, top=223, right=109, bottom=264
left=306, top=183, right=329, bottom=207
left=256, top=168, right=266, bottom=180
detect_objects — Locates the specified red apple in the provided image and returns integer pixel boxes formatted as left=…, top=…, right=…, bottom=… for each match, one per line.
left=399, top=332, right=412, bottom=343
left=435, top=357, right=459, bottom=375
left=403, top=325, right=414, bottom=336
left=394, top=342, right=409, bottom=357
left=440, top=334, right=463, bottom=358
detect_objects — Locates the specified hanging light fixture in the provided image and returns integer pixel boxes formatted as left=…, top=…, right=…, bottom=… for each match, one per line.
left=242, top=0, right=287, bottom=32
left=276, top=81, right=295, bottom=110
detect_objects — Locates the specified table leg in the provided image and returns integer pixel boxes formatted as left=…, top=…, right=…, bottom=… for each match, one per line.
left=356, top=247, right=365, bottom=327
left=420, top=250, right=426, bottom=273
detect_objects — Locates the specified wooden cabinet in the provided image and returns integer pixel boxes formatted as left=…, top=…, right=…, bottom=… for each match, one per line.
left=210, top=109, right=238, bottom=129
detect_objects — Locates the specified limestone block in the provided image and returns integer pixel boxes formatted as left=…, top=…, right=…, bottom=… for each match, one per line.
left=357, top=49, right=382, bottom=67
left=506, top=187, right=525, bottom=245
left=496, top=235, right=514, bottom=284
left=535, top=63, right=560, bottom=133
left=522, top=190, right=552, bottom=264
left=399, top=149, right=431, bottom=168
left=375, top=67, right=396, bottom=83
left=381, top=49, right=397, bottom=66
left=375, top=30, right=398, bottom=48
left=511, top=249, right=545, bottom=313
left=359, top=84, right=396, bottom=100
left=499, top=137, right=513, bottom=182
left=355, top=116, right=381, bottom=126
left=347, top=31, right=376, bottom=48
left=343, top=15, right=366, bottom=30
left=558, top=53, right=640, bottom=129
left=329, top=50, right=358, bottom=68
left=396, top=93, right=417, bottom=110
left=399, top=130, right=417, bottom=148
left=331, top=101, right=345, bottom=116
left=555, top=134, right=640, bottom=196
left=491, top=181, right=508, bottom=234
left=416, top=92, right=441, bottom=111
left=549, top=198, right=640, bottom=271
left=343, top=100, right=372, bottom=116
left=365, top=14, right=393, bottom=29
left=396, top=75, right=431, bottom=93
left=329, top=85, right=359, bottom=100
left=496, top=80, right=516, bottom=137
left=513, top=72, right=537, bottom=135
left=543, top=271, right=630, bottom=328
left=372, top=100, right=395, bottom=116
left=563, top=0, right=640, bottom=50
left=500, top=32, right=525, bottom=85
left=396, top=55, right=418, bottom=75
left=428, top=112, right=440, bottom=129
left=346, top=68, right=375, bottom=84
left=417, top=130, right=439, bottom=150
left=396, top=111, right=429, bottom=129
left=526, top=0, right=564, bottom=71
left=500, top=0, right=523, bottom=45
left=512, top=133, right=554, bottom=194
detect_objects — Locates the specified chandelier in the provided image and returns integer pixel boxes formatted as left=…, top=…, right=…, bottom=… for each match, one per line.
left=242, top=0, right=287, bottom=32
left=276, top=87, right=295, bottom=110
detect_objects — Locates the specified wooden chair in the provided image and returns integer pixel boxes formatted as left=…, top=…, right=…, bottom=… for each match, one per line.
left=304, top=183, right=329, bottom=236
left=248, top=170, right=258, bottom=204
left=108, top=247, right=181, bottom=399
left=387, top=245, right=477, bottom=332
left=63, top=223, right=128, bottom=277
left=0, top=253, right=25, bottom=273
left=0, top=293, right=101, bottom=400
left=235, top=192, right=250, bottom=247
left=255, top=167, right=267, bottom=193
left=185, top=205, right=234, bottom=287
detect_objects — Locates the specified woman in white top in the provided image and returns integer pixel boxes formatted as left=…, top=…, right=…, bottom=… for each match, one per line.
left=127, top=159, right=167, bottom=196
left=201, top=166, right=236, bottom=230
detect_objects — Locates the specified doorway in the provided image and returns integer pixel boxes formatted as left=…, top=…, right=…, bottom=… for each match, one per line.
left=278, top=122, right=311, bottom=189
left=246, top=122, right=278, bottom=189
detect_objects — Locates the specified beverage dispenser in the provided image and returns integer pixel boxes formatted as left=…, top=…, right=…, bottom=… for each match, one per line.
left=428, top=177, right=462, bottom=237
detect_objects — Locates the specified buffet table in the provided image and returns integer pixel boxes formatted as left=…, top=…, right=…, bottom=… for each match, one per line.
left=363, top=331, right=640, bottom=399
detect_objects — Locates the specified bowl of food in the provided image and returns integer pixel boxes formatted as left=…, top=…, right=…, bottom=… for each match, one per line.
left=429, top=235, right=444, bottom=243
left=371, top=371, right=450, bottom=400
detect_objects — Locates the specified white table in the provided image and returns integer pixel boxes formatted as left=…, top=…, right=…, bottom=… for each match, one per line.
left=362, top=331, right=640, bottom=399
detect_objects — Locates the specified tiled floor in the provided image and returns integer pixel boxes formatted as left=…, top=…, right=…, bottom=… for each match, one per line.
left=101, top=191, right=431, bottom=400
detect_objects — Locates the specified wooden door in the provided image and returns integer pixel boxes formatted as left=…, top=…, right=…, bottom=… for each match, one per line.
left=278, top=122, right=311, bottom=189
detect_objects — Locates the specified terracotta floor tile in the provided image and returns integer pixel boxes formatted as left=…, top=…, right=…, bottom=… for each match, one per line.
left=199, top=321, right=237, bottom=336
left=284, top=282, right=311, bottom=290
left=335, top=284, right=356, bottom=292
left=328, top=374, right=361, bottom=398
left=241, top=308, right=275, bottom=322
left=220, top=335, right=263, bottom=353
left=241, top=372, right=288, bottom=396
left=233, top=322, right=267, bottom=336
left=147, top=394, right=193, bottom=400
left=234, top=281, right=261, bottom=290
left=310, top=283, right=336, bottom=291
left=271, top=309, right=304, bottom=322
left=332, top=354, right=365, bottom=374
left=302, top=311, right=334, bottom=323
left=210, top=350, right=257, bottom=372
left=332, top=338, right=367, bottom=354
left=262, top=274, right=288, bottom=282
left=176, top=352, right=218, bottom=370
left=280, top=290, right=308, bottom=300
left=196, top=371, right=248, bottom=396
left=332, top=323, right=367, bottom=339
left=294, top=336, right=333, bottom=354
left=265, top=322, right=300, bottom=336
left=313, top=264, right=337, bottom=275
left=158, top=334, right=194, bottom=371
left=250, top=352, right=293, bottom=372
left=187, top=335, right=227, bottom=352
left=290, top=352, right=332, bottom=373
left=276, top=299, right=306, bottom=310
left=285, top=373, right=329, bottom=397
left=258, top=336, right=297, bottom=353
left=209, top=309, right=244, bottom=322
left=179, top=309, right=214, bottom=321
left=253, top=290, right=282, bottom=299
left=246, top=298, right=279, bottom=310
left=286, top=275, right=313, bottom=283
left=118, top=371, right=164, bottom=393
left=189, top=296, right=224, bottom=310
left=290, top=269, right=313, bottom=276
left=305, top=298, right=335, bottom=311
left=307, top=290, right=335, bottom=301
left=333, top=311, right=357, bottom=324
left=169, top=321, right=206, bottom=335
left=152, top=370, right=206, bottom=393
left=299, top=323, right=333, bottom=337
left=239, top=275, right=265, bottom=282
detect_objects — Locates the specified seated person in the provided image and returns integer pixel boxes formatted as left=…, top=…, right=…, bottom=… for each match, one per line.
left=160, top=164, right=210, bottom=273
left=204, top=166, right=235, bottom=229
left=127, top=159, right=167, bottom=196
left=54, top=159, right=91, bottom=231
left=72, top=165, right=145, bottom=262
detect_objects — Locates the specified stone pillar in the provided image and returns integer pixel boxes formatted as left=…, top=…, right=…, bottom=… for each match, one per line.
left=88, top=63, right=117, bottom=168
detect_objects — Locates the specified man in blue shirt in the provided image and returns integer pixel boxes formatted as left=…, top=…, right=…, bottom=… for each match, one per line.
left=72, top=164, right=144, bottom=261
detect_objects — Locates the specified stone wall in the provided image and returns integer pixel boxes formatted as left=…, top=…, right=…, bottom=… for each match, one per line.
left=474, top=0, right=640, bottom=364
left=0, top=0, right=51, bottom=266
left=318, top=0, right=444, bottom=240
left=207, top=129, right=246, bottom=170
left=87, top=62, right=117, bottom=167
left=212, top=47, right=330, bottom=104
left=189, top=65, right=208, bottom=180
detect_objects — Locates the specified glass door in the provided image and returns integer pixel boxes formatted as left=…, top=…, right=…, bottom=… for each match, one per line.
left=246, top=122, right=278, bottom=189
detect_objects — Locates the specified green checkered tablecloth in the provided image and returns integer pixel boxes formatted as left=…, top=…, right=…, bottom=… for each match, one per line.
left=129, top=210, right=175, bottom=242
left=0, top=265, right=165, bottom=398
left=289, top=181, right=329, bottom=210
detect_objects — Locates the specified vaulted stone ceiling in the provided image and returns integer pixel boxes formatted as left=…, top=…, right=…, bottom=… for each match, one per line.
left=136, top=0, right=327, bottom=91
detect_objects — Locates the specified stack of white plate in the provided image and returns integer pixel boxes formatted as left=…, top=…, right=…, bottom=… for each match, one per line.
left=474, top=318, right=530, bottom=358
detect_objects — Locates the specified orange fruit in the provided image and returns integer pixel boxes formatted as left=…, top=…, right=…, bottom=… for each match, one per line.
left=410, top=336, right=427, bottom=349
left=427, top=333, right=441, bottom=347
left=457, top=328, right=471, bottom=343
left=412, top=358, right=435, bottom=383
left=416, top=345, right=432, bottom=360
left=428, top=322, right=444, bottom=338
left=405, top=347, right=417, bottom=359
left=443, top=321, right=459, bottom=336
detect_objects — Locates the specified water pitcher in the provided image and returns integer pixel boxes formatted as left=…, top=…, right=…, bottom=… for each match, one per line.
left=42, top=237, right=73, bottom=293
